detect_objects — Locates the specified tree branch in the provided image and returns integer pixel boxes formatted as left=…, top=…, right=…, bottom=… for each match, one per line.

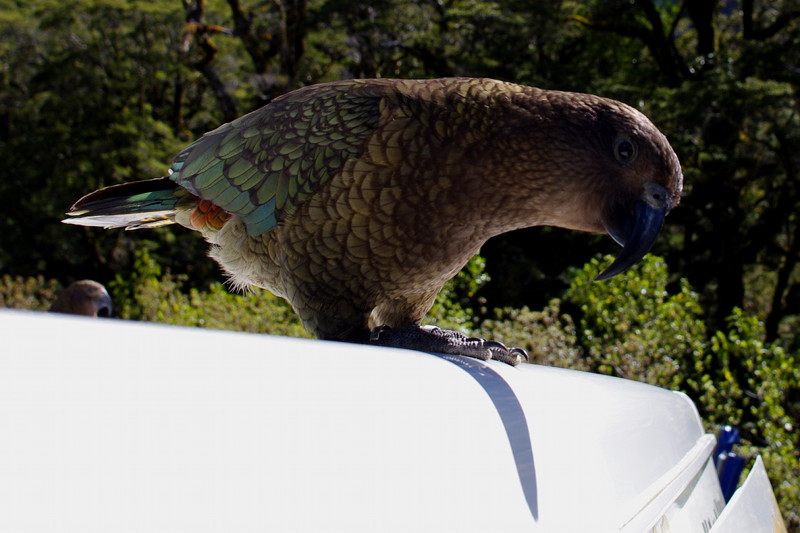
left=742, top=0, right=800, bottom=40
left=765, top=127, right=800, bottom=341
left=181, top=0, right=238, bottom=121
left=572, top=0, right=692, bottom=86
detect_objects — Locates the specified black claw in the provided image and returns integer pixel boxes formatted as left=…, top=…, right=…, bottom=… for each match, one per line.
left=511, top=347, right=529, bottom=362
left=369, top=325, right=391, bottom=341
left=484, top=340, right=509, bottom=350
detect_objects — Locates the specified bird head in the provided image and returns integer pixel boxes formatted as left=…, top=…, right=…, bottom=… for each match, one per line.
left=535, top=92, right=683, bottom=281
left=49, top=280, right=113, bottom=317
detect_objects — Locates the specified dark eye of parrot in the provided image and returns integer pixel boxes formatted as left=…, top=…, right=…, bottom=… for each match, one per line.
left=614, top=137, right=638, bottom=163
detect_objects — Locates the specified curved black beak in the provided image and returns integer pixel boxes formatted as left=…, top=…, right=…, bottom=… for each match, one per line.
left=595, top=183, right=671, bottom=281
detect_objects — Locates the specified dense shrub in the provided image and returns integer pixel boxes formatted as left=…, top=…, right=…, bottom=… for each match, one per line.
left=108, top=249, right=310, bottom=338
left=0, top=274, right=62, bottom=311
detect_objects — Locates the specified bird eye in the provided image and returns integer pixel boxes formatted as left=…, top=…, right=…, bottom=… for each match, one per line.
left=614, top=137, right=638, bottom=163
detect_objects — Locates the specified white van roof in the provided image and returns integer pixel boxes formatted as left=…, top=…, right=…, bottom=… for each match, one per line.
left=0, top=309, right=724, bottom=531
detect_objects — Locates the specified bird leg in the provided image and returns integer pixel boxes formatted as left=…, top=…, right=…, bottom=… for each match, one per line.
left=368, top=325, right=528, bottom=366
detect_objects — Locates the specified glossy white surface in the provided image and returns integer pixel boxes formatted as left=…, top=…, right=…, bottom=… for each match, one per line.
left=0, top=309, right=725, bottom=531
left=711, top=456, right=786, bottom=533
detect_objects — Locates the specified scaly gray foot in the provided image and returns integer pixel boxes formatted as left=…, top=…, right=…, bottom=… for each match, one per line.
left=369, top=324, right=527, bottom=366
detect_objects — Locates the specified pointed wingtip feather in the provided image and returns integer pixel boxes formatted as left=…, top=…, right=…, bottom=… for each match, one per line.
left=63, top=177, right=183, bottom=230
left=62, top=210, right=177, bottom=230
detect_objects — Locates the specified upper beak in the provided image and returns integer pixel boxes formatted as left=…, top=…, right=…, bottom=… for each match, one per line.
left=595, top=183, right=672, bottom=281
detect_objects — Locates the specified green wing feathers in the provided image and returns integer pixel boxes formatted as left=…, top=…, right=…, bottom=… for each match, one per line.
left=169, top=81, right=385, bottom=236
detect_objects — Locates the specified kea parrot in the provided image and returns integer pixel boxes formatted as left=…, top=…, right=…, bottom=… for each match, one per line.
left=50, top=280, right=113, bottom=318
left=64, top=78, right=683, bottom=365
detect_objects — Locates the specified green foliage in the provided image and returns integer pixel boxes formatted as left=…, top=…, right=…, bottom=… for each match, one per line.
left=427, top=255, right=490, bottom=331
left=703, top=310, right=800, bottom=526
left=109, top=249, right=310, bottom=338
left=0, top=275, right=62, bottom=311
left=476, top=301, right=587, bottom=370
left=565, top=255, right=707, bottom=391
left=0, top=0, right=214, bottom=284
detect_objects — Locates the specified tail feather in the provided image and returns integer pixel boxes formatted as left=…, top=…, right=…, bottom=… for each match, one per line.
left=63, top=177, right=184, bottom=230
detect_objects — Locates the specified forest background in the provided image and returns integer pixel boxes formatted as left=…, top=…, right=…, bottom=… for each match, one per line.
left=1, top=0, right=799, bottom=527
